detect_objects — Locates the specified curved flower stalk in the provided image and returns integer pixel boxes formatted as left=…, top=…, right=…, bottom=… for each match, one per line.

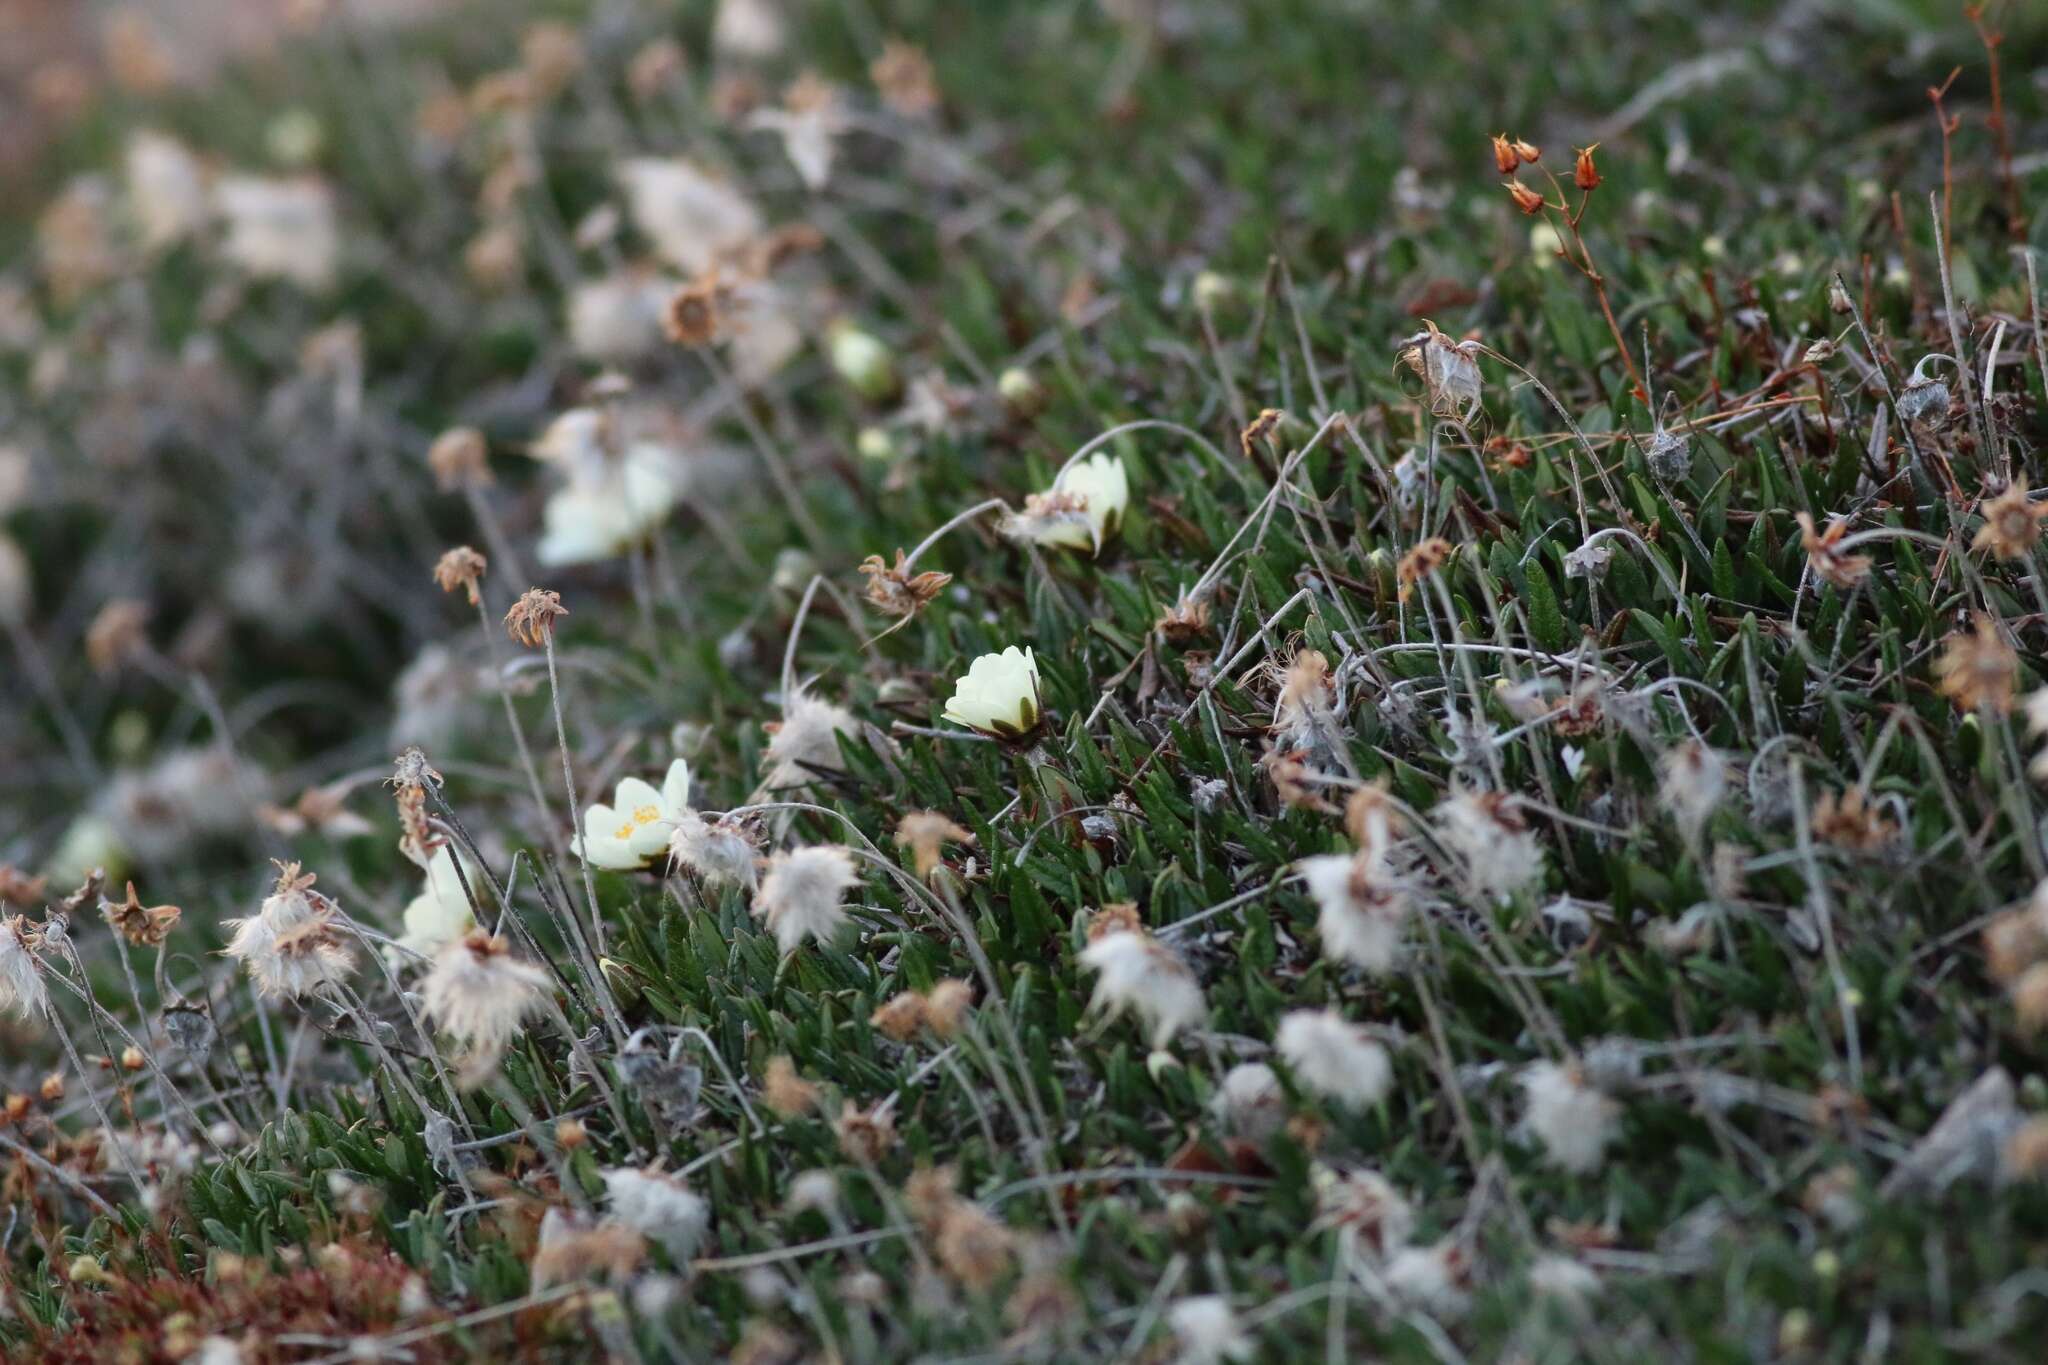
left=942, top=647, right=1042, bottom=738
left=574, top=760, right=693, bottom=870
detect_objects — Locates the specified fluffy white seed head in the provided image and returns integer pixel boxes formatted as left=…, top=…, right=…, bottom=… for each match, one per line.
left=1383, top=1240, right=1472, bottom=1318
left=669, top=811, right=761, bottom=890
left=1166, top=1295, right=1253, bottom=1365
left=1434, top=790, right=1546, bottom=902
left=1310, top=1165, right=1414, bottom=1257
left=602, top=1166, right=710, bottom=1261
left=1078, top=930, right=1206, bottom=1049
left=1657, top=741, right=1727, bottom=845
left=1276, top=1009, right=1392, bottom=1108
left=1210, top=1062, right=1287, bottom=1141
left=1518, top=1060, right=1621, bottom=1173
left=1297, top=850, right=1409, bottom=974
left=763, top=691, right=857, bottom=791
left=420, top=932, right=551, bottom=1054
left=222, top=866, right=355, bottom=999
left=0, top=916, right=48, bottom=1020
left=753, top=846, right=859, bottom=953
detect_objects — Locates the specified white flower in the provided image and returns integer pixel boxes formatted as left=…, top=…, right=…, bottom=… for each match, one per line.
left=398, top=845, right=476, bottom=958
left=750, top=82, right=847, bottom=191
left=762, top=689, right=859, bottom=791
left=566, top=270, right=674, bottom=364
left=1210, top=1062, right=1286, bottom=1141
left=753, top=845, right=859, bottom=953
left=1079, top=930, right=1205, bottom=1048
left=420, top=932, right=551, bottom=1054
left=1167, top=1295, right=1253, bottom=1365
left=603, top=1167, right=710, bottom=1261
left=103, top=745, right=262, bottom=867
left=669, top=812, right=761, bottom=890
left=942, top=647, right=1042, bottom=737
left=0, top=916, right=48, bottom=1020
left=574, top=760, right=692, bottom=870
left=1384, top=1240, right=1471, bottom=1318
left=784, top=1169, right=840, bottom=1216
left=125, top=130, right=208, bottom=251
left=1297, top=849, right=1408, bottom=974
left=1003, top=453, right=1130, bottom=555
left=1518, top=1060, right=1621, bottom=1173
left=1276, top=1009, right=1392, bottom=1108
left=535, top=444, right=682, bottom=566
left=1434, top=790, right=1546, bottom=902
left=617, top=158, right=762, bottom=274
left=45, top=812, right=131, bottom=889
left=213, top=174, right=339, bottom=291
left=1529, top=220, right=1564, bottom=268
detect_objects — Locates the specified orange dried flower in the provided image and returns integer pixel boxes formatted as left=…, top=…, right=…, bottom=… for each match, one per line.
left=1573, top=144, right=1602, bottom=191
left=427, top=426, right=491, bottom=490
left=1796, top=513, right=1873, bottom=590
left=1972, top=484, right=2048, bottom=561
left=1491, top=134, right=1519, bottom=176
left=101, top=882, right=180, bottom=947
left=1933, top=613, right=2017, bottom=714
left=1513, top=138, right=1541, bottom=164
left=1505, top=179, right=1547, bottom=215
left=1397, top=537, right=1453, bottom=599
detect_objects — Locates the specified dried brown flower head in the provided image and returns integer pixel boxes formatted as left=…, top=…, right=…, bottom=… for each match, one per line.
left=895, top=810, right=975, bottom=881
left=433, top=546, right=488, bottom=606
left=760, top=1055, right=818, bottom=1117
left=0, top=865, right=48, bottom=911
left=1810, top=786, right=1896, bottom=852
left=530, top=1214, right=645, bottom=1292
left=860, top=550, right=953, bottom=618
left=834, top=1100, right=897, bottom=1164
left=1796, top=513, right=1873, bottom=590
left=1932, top=613, right=2017, bottom=714
left=1155, top=589, right=1212, bottom=642
left=1972, top=484, right=2048, bottom=562
left=663, top=273, right=732, bottom=346
left=1240, top=407, right=1285, bottom=456
left=504, top=588, right=568, bottom=648
left=936, top=1201, right=1015, bottom=1291
left=519, top=21, right=585, bottom=99
left=427, top=426, right=491, bottom=490
left=1513, top=138, right=1541, bottom=163
left=1505, top=179, right=1547, bottom=214
left=1264, top=747, right=1336, bottom=812
left=1397, top=537, right=1453, bottom=600
left=870, top=990, right=927, bottom=1042
left=924, top=978, right=974, bottom=1038
left=86, top=598, right=151, bottom=673
left=101, top=882, right=180, bottom=947
left=871, top=39, right=941, bottom=117
left=260, top=782, right=374, bottom=840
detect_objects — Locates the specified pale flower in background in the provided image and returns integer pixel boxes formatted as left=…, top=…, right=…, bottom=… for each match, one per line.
left=750, top=75, right=847, bottom=190
left=1518, top=1060, right=1620, bottom=1173
left=399, top=845, right=476, bottom=957
left=125, top=130, right=209, bottom=251
left=536, top=445, right=682, bottom=566
left=575, top=760, right=693, bottom=870
left=0, top=916, right=48, bottom=1021
left=713, top=0, right=787, bottom=58
left=942, top=647, right=1042, bottom=737
left=1004, top=453, right=1129, bottom=554
left=603, top=1167, right=710, bottom=1261
left=618, top=158, right=762, bottom=274
left=214, top=174, right=339, bottom=291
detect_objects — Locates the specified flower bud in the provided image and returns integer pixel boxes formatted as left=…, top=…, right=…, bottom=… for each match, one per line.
left=1191, top=270, right=1235, bottom=311
left=996, top=366, right=1046, bottom=417
left=941, top=646, right=1042, bottom=738
left=827, top=321, right=899, bottom=402
left=1505, top=180, right=1546, bottom=215
left=855, top=426, right=897, bottom=462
